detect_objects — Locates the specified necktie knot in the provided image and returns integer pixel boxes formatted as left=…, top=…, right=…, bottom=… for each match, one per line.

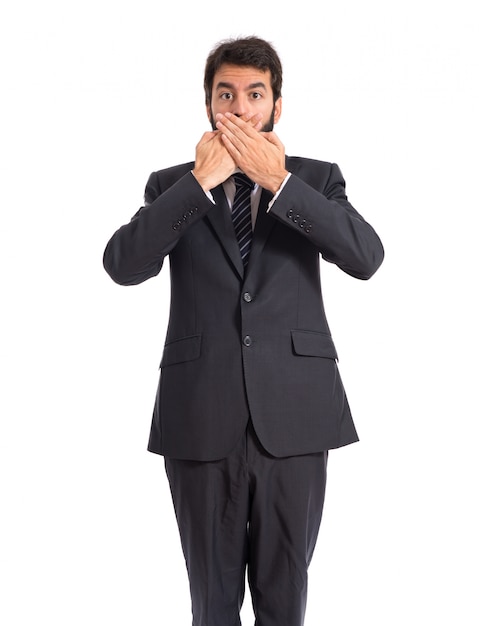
left=233, top=172, right=254, bottom=191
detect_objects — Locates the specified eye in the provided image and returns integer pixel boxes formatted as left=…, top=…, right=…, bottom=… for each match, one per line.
left=220, top=92, right=233, bottom=100
left=251, top=92, right=262, bottom=100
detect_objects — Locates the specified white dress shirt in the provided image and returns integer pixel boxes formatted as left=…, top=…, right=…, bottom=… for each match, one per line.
left=200, top=170, right=292, bottom=230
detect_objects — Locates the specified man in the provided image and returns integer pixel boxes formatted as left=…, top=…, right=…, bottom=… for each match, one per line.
left=104, top=36, right=384, bottom=626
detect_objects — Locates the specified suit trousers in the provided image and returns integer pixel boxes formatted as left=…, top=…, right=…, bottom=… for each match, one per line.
left=164, top=422, right=328, bottom=626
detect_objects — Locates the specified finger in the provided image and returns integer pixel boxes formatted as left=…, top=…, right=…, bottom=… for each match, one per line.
left=240, top=112, right=263, bottom=128
left=196, top=130, right=218, bottom=147
left=215, top=117, right=247, bottom=150
left=249, top=113, right=263, bottom=131
left=219, top=131, right=238, bottom=151
left=219, top=132, right=246, bottom=163
left=217, top=113, right=261, bottom=139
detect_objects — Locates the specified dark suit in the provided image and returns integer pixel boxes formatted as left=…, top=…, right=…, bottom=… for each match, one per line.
left=104, top=156, right=383, bottom=459
left=103, top=156, right=384, bottom=625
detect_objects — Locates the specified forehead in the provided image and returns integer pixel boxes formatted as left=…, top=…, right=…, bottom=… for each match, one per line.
left=212, top=64, right=272, bottom=90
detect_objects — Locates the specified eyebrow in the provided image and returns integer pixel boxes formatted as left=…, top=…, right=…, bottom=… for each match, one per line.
left=215, top=81, right=268, bottom=91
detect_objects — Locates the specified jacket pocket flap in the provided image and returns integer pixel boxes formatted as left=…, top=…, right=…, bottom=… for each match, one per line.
left=160, top=334, right=202, bottom=367
left=291, top=330, right=338, bottom=360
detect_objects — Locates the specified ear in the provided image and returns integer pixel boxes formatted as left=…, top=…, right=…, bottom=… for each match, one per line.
left=273, top=97, right=282, bottom=124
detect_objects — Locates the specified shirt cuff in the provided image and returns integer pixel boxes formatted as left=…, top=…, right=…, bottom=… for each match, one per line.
left=267, top=172, right=292, bottom=211
left=190, top=170, right=215, bottom=204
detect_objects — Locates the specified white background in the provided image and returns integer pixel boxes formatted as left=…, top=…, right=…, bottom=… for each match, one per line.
left=1, top=0, right=478, bottom=624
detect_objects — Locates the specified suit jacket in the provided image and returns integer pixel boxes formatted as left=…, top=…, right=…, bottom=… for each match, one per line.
left=103, top=156, right=384, bottom=461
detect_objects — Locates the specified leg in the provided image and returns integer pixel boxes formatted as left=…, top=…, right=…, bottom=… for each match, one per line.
left=164, top=436, right=250, bottom=626
left=246, top=425, right=328, bottom=626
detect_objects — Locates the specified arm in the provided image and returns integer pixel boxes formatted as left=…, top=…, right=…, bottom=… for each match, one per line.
left=268, top=162, right=384, bottom=280
left=103, top=170, right=214, bottom=286
left=215, top=115, right=383, bottom=279
left=103, top=119, right=264, bottom=285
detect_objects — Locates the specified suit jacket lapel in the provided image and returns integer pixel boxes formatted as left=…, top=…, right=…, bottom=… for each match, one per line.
left=249, top=159, right=299, bottom=268
left=247, top=188, right=275, bottom=270
left=205, top=183, right=277, bottom=280
left=206, top=185, right=244, bottom=279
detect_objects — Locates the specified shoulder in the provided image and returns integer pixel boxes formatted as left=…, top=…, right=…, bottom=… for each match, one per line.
left=286, top=156, right=333, bottom=170
left=150, top=161, right=195, bottom=188
left=285, top=156, right=344, bottom=189
left=144, top=162, right=195, bottom=204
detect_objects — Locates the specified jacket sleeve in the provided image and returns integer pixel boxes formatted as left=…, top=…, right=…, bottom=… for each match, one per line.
left=268, top=162, right=384, bottom=279
left=103, top=170, right=214, bottom=286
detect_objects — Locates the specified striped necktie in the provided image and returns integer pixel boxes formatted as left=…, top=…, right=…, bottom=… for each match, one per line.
left=232, top=173, right=254, bottom=267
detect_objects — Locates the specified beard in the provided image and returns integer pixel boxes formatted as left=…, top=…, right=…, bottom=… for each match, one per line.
left=209, top=107, right=275, bottom=132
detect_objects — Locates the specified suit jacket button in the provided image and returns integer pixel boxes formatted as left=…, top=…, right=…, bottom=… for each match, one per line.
left=243, top=335, right=252, bottom=347
left=243, top=292, right=252, bottom=302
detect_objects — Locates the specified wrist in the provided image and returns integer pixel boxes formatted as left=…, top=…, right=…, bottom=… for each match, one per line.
left=266, top=169, right=289, bottom=194
left=191, top=169, right=213, bottom=193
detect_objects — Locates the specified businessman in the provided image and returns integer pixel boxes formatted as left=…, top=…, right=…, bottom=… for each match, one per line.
left=104, top=36, right=384, bottom=626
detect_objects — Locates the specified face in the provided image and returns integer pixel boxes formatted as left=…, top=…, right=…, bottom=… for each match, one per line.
left=207, top=63, right=282, bottom=132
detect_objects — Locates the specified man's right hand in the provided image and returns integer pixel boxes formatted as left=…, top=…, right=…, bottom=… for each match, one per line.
left=192, top=131, right=235, bottom=193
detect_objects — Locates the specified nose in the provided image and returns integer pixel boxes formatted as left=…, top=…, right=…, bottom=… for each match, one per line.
left=232, top=94, right=249, bottom=117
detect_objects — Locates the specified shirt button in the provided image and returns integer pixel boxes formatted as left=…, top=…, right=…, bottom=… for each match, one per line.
left=243, top=292, right=252, bottom=302
left=243, top=335, right=252, bottom=347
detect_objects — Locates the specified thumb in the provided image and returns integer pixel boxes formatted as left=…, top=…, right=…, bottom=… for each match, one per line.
left=197, top=130, right=218, bottom=147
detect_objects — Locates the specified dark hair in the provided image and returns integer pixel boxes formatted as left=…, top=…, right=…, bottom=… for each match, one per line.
left=204, top=36, right=283, bottom=106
